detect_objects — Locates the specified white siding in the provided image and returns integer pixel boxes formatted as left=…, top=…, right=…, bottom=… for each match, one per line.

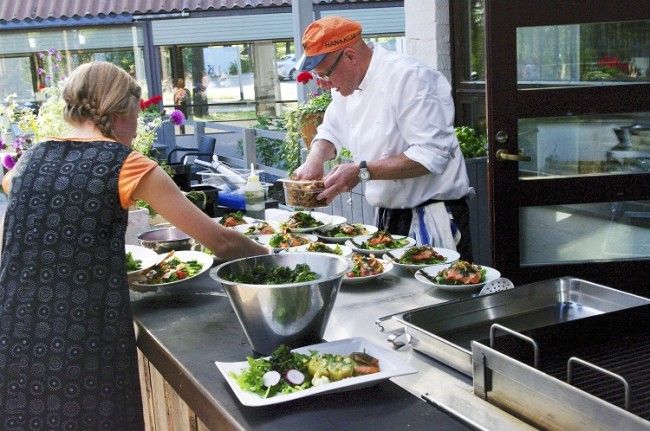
left=151, top=7, right=404, bottom=45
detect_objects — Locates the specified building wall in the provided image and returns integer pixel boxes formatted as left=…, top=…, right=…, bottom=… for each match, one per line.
left=404, top=0, right=451, bottom=82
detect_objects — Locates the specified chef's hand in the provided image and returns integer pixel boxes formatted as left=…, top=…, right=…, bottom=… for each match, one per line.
left=292, top=160, right=325, bottom=181
left=317, top=163, right=359, bottom=204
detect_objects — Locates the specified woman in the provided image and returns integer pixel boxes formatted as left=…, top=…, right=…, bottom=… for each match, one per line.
left=0, top=61, right=268, bottom=430
left=173, top=77, right=189, bottom=134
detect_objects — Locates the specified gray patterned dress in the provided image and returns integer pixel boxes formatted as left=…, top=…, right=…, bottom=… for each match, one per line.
left=0, top=140, right=145, bottom=430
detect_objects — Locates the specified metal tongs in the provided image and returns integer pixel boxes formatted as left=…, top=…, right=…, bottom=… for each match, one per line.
left=194, top=156, right=248, bottom=190
left=128, top=251, right=175, bottom=292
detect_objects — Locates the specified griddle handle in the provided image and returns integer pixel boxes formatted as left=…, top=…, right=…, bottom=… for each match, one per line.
left=489, top=323, right=540, bottom=369
left=567, top=356, right=631, bottom=411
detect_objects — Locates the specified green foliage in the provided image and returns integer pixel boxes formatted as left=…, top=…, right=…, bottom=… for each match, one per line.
left=236, top=115, right=288, bottom=169
left=455, top=126, right=487, bottom=158
left=283, top=91, right=332, bottom=174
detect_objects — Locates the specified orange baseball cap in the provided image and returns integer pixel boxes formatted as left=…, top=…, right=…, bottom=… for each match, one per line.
left=296, top=16, right=362, bottom=71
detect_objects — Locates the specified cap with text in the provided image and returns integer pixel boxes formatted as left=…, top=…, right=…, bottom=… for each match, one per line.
left=295, top=16, right=362, bottom=72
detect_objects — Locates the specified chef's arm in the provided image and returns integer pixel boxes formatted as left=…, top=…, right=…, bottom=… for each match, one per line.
left=317, top=153, right=429, bottom=203
left=292, top=139, right=337, bottom=180
left=363, top=153, right=429, bottom=180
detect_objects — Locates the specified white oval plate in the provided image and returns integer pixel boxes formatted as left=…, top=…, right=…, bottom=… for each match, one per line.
left=277, top=211, right=332, bottom=233
left=214, top=214, right=256, bottom=227
left=320, top=215, right=347, bottom=229
left=215, top=337, right=417, bottom=407
left=130, top=250, right=214, bottom=288
left=125, top=244, right=159, bottom=275
left=383, top=247, right=460, bottom=271
left=233, top=221, right=281, bottom=237
left=343, top=260, right=393, bottom=284
left=414, top=264, right=501, bottom=292
left=345, top=235, right=416, bottom=255
left=288, top=243, right=353, bottom=258
left=256, top=233, right=318, bottom=251
left=316, top=224, right=379, bottom=244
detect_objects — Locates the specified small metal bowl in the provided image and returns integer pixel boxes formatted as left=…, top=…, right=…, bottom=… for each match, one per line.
left=137, top=226, right=194, bottom=253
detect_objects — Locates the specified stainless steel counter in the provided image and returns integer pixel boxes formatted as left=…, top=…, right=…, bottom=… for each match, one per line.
left=131, top=265, right=536, bottom=431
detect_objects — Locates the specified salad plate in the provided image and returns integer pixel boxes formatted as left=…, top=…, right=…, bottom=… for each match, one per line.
left=214, top=213, right=256, bottom=228
left=125, top=244, right=159, bottom=276
left=345, top=235, right=416, bottom=255
left=256, top=233, right=317, bottom=251
left=215, top=337, right=417, bottom=407
left=288, top=243, right=353, bottom=258
left=343, top=260, right=393, bottom=285
left=414, top=263, right=501, bottom=292
left=384, top=247, right=460, bottom=271
left=129, top=250, right=214, bottom=288
left=233, top=221, right=281, bottom=237
left=316, top=224, right=378, bottom=244
left=276, top=211, right=332, bottom=233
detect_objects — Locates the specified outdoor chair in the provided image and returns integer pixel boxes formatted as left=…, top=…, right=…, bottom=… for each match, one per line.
left=166, top=136, right=217, bottom=190
left=166, top=135, right=216, bottom=165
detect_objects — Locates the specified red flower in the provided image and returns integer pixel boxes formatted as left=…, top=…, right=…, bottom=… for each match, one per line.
left=296, top=71, right=314, bottom=84
left=597, top=55, right=628, bottom=73
left=140, top=95, right=163, bottom=113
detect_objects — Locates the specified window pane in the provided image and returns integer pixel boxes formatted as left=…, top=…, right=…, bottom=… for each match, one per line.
left=160, top=44, right=256, bottom=121
left=520, top=201, right=650, bottom=265
left=0, top=26, right=146, bottom=105
left=469, top=0, right=485, bottom=81
left=518, top=113, right=650, bottom=178
left=517, top=20, right=650, bottom=86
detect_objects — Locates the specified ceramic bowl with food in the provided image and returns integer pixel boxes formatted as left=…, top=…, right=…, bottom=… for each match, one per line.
left=279, top=178, right=327, bottom=208
left=214, top=253, right=348, bottom=355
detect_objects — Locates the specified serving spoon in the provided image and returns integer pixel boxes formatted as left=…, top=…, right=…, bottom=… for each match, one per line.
left=415, top=268, right=438, bottom=283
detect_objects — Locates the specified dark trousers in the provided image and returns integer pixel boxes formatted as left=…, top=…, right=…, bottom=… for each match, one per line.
left=376, top=198, right=473, bottom=262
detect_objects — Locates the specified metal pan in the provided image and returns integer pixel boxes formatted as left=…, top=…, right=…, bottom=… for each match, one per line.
left=376, top=277, right=650, bottom=376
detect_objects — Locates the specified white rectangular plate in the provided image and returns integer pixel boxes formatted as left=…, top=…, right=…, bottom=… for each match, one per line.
left=214, top=337, right=417, bottom=407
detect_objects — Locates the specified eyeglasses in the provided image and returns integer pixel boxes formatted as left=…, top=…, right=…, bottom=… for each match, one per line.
left=314, top=50, right=344, bottom=82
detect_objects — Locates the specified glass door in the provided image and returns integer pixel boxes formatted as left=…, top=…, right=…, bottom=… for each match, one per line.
left=485, top=1, right=650, bottom=293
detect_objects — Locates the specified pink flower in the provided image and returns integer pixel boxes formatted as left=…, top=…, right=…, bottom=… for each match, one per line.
left=169, top=109, right=185, bottom=126
left=296, top=71, right=314, bottom=84
left=2, top=154, right=16, bottom=170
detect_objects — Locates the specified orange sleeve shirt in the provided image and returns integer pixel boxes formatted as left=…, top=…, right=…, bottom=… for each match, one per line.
left=118, top=151, right=158, bottom=209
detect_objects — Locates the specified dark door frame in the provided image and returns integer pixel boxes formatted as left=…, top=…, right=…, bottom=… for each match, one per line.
left=485, top=0, right=650, bottom=293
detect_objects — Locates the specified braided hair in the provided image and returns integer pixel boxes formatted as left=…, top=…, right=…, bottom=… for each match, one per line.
left=62, top=61, right=141, bottom=140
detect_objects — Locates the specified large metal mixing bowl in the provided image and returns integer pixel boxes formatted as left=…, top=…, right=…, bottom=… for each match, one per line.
left=137, top=226, right=194, bottom=253
left=214, top=253, right=348, bottom=355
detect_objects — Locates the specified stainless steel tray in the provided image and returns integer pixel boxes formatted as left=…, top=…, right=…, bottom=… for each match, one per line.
left=376, top=277, right=650, bottom=376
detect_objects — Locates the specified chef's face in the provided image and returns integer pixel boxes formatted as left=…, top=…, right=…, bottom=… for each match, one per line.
left=112, top=110, right=138, bottom=146
left=313, top=49, right=358, bottom=97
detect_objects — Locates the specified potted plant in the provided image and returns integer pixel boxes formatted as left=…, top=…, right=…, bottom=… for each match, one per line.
left=281, top=71, right=332, bottom=173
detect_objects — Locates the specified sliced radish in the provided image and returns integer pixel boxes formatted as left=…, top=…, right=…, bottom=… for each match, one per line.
left=262, top=370, right=281, bottom=387
left=285, top=369, right=305, bottom=385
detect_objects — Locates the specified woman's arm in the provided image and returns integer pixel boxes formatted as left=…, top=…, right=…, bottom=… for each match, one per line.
left=132, top=166, right=269, bottom=260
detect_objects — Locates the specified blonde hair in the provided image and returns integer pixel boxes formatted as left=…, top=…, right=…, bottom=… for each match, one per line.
left=62, top=61, right=141, bottom=139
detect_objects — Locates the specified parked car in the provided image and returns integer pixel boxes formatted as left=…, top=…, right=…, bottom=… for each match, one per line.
left=277, top=54, right=297, bottom=80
